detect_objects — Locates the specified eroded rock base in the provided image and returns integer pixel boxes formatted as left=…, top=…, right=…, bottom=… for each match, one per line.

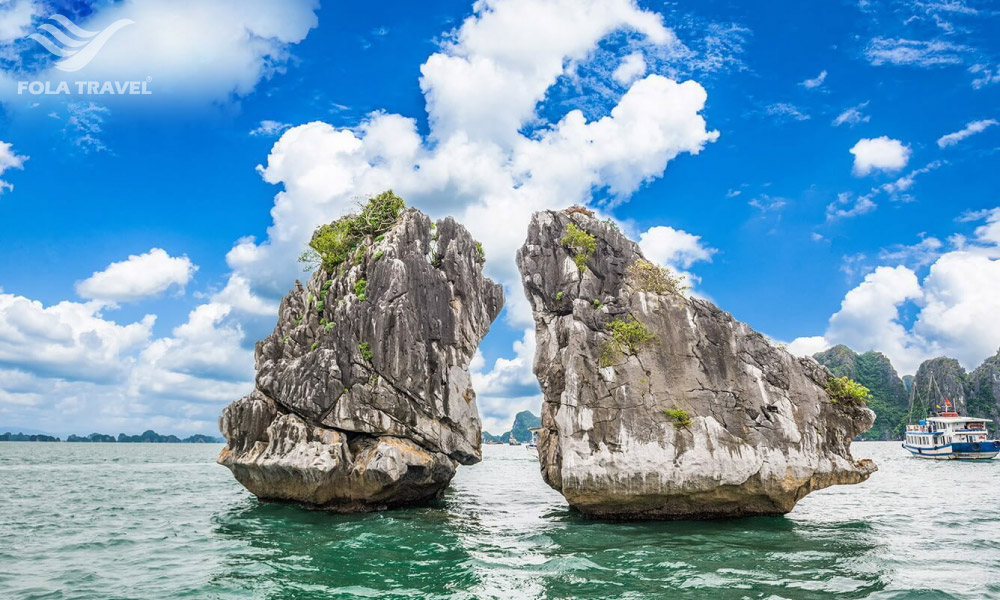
left=219, top=391, right=457, bottom=511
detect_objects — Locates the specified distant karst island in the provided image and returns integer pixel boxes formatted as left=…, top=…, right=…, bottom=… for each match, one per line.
left=0, top=430, right=224, bottom=443
left=483, top=410, right=541, bottom=444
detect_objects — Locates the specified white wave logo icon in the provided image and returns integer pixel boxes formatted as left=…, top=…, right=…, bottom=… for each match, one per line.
left=28, top=14, right=134, bottom=73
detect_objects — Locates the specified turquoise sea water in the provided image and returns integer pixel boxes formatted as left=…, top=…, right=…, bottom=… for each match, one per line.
left=1, top=441, right=998, bottom=599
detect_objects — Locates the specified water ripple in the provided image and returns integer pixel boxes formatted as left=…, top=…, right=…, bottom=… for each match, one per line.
left=0, top=442, right=997, bottom=599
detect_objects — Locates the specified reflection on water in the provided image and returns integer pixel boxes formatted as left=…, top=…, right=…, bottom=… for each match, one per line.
left=1, top=442, right=999, bottom=599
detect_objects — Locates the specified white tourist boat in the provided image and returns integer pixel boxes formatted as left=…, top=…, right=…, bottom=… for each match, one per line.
left=901, top=373, right=1000, bottom=460
left=903, top=413, right=1000, bottom=460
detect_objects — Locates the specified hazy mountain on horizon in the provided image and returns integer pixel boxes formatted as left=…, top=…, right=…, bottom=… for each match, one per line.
left=0, top=429, right=224, bottom=443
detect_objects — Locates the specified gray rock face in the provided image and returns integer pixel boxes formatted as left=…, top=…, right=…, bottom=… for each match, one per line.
left=914, top=357, right=967, bottom=414
left=516, top=209, right=876, bottom=520
left=969, top=351, right=1000, bottom=423
left=219, top=208, right=503, bottom=510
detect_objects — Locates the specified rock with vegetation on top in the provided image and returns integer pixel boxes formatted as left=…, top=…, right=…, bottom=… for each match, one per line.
left=218, top=192, right=503, bottom=511
left=516, top=207, right=876, bottom=520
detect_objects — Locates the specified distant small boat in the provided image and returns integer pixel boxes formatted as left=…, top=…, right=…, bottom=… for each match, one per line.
left=508, top=433, right=520, bottom=446
left=527, top=426, right=540, bottom=450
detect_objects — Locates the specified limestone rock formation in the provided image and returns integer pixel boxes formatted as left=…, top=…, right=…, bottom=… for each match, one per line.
left=914, top=357, right=968, bottom=414
left=516, top=208, right=876, bottom=520
left=219, top=202, right=503, bottom=511
left=969, top=351, right=1000, bottom=423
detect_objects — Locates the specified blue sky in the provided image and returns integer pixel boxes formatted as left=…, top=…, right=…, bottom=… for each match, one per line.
left=0, top=0, right=998, bottom=436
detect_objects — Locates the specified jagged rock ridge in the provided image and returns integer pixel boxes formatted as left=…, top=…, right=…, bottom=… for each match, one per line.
left=516, top=208, right=876, bottom=520
left=219, top=202, right=503, bottom=511
left=914, top=357, right=968, bottom=414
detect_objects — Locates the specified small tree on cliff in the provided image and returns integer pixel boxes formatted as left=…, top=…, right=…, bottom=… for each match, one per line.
left=299, top=190, right=406, bottom=272
left=626, top=259, right=688, bottom=296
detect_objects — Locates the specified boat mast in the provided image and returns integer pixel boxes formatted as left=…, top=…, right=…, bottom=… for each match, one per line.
left=907, top=375, right=917, bottom=424
left=926, top=371, right=935, bottom=416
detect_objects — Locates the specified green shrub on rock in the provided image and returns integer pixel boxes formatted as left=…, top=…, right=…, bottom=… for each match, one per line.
left=561, top=223, right=597, bottom=272
left=298, top=190, right=406, bottom=272
left=825, top=376, right=872, bottom=404
left=299, top=218, right=357, bottom=272
left=664, top=408, right=692, bottom=428
left=605, top=315, right=655, bottom=356
left=355, top=190, right=405, bottom=235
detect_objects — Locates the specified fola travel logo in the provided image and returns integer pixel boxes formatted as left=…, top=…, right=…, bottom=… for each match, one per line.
left=29, top=14, right=134, bottom=73
left=17, top=13, right=151, bottom=96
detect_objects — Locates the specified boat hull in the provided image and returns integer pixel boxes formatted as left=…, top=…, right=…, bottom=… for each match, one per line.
left=952, top=441, right=1000, bottom=460
left=902, top=443, right=955, bottom=459
left=902, top=441, right=1000, bottom=460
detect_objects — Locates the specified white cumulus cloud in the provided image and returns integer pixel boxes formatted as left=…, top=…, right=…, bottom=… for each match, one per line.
left=850, top=136, right=911, bottom=176
left=75, top=248, right=197, bottom=303
left=788, top=209, right=1000, bottom=374
left=638, top=225, right=715, bottom=269
left=0, top=294, right=155, bottom=383
left=471, top=328, right=541, bottom=435
left=613, top=52, right=647, bottom=85
left=129, top=302, right=253, bottom=405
